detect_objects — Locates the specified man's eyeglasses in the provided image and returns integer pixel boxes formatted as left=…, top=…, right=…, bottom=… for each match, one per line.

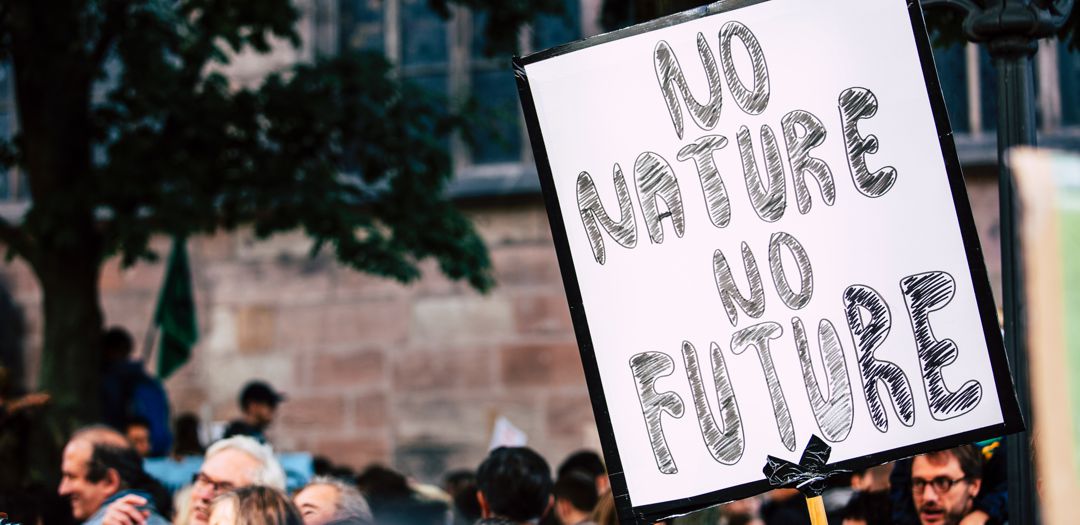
left=192, top=472, right=236, bottom=495
left=911, top=476, right=968, bottom=494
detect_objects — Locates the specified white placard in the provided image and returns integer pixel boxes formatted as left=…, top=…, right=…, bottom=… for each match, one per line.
left=516, top=0, right=1021, bottom=519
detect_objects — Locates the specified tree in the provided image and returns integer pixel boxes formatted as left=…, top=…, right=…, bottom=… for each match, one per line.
left=0, top=0, right=565, bottom=487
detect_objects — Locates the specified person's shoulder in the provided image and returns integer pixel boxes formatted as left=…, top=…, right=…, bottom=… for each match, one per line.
left=146, top=511, right=172, bottom=525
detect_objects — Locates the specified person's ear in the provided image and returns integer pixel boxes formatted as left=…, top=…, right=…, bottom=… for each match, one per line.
left=477, top=490, right=492, bottom=519
left=969, top=477, right=982, bottom=497
left=105, top=468, right=122, bottom=493
left=543, top=494, right=555, bottom=519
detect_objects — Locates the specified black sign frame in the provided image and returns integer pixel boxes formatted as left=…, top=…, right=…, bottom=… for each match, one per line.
left=513, top=1, right=1024, bottom=522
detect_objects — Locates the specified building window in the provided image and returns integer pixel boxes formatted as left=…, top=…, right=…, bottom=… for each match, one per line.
left=0, top=61, right=27, bottom=206
left=932, top=39, right=1080, bottom=139
left=336, top=0, right=582, bottom=179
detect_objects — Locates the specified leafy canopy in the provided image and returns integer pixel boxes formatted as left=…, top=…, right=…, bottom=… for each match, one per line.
left=0, top=0, right=566, bottom=290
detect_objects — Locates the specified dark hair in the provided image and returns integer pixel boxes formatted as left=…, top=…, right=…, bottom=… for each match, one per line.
left=553, top=471, right=598, bottom=513
left=239, top=380, right=284, bottom=410
left=124, top=415, right=151, bottom=432
left=84, top=442, right=173, bottom=517
left=952, top=445, right=984, bottom=479
left=843, top=490, right=891, bottom=524
left=356, top=464, right=412, bottom=502
left=451, top=479, right=482, bottom=523
left=556, top=451, right=605, bottom=480
left=920, top=445, right=984, bottom=480
left=101, top=327, right=134, bottom=362
left=476, top=447, right=552, bottom=523
left=443, top=469, right=476, bottom=496
left=173, top=412, right=205, bottom=456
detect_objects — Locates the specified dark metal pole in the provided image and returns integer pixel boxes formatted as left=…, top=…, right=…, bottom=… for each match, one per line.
left=920, top=1, right=1074, bottom=523
left=989, top=31, right=1039, bottom=525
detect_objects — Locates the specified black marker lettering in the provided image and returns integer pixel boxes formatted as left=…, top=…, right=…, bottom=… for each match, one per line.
left=793, top=317, right=854, bottom=442
left=843, top=285, right=916, bottom=432
left=654, top=35, right=724, bottom=140
left=839, top=87, right=897, bottom=197
left=577, top=167, right=638, bottom=265
left=682, top=341, right=744, bottom=465
left=731, top=322, right=796, bottom=452
left=634, top=152, right=685, bottom=245
left=769, top=232, right=813, bottom=310
left=630, top=352, right=686, bottom=474
left=782, top=110, right=836, bottom=214
left=713, top=242, right=766, bottom=326
left=719, top=21, right=770, bottom=115
left=738, top=125, right=787, bottom=222
left=677, top=135, right=731, bottom=229
left=900, top=272, right=983, bottom=420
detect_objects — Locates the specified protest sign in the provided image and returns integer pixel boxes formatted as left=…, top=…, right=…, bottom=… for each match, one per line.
left=514, top=0, right=1023, bottom=521
left=1013, top=147, right=1080, bottom=525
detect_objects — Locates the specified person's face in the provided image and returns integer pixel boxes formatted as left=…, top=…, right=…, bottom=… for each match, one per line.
left=911, top=454, right=981, bottom=525
left=248, top=401, right=276, bottom=427
left=126, top=425, right=152, bottom=457
left=188, top=449, right=262, bottom=525
left=58, top=440, right=119, bottom=520
left=208, top=498, right=237, bottom=525
left=294, top=484, right=340, bottom=525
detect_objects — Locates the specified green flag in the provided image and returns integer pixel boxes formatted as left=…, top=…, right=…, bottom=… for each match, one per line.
left=154, top=237, right=198, bottom=379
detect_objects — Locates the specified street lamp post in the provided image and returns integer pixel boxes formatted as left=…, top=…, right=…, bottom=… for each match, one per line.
left=920, top=1, right=1074, bottom=523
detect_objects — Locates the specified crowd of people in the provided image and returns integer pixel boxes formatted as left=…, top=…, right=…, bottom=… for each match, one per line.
left=42, top=422, right=1007, bottom=525
left=2, top=327, right=1011, bottom=525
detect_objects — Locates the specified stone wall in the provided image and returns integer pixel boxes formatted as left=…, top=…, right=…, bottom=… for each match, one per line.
left=3, top=175, right=1004, bottom=482
left=6, top=196, right=600, bottom=482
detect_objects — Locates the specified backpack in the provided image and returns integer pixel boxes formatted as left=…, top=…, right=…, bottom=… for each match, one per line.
left=129, top=374, right=174, bottom=457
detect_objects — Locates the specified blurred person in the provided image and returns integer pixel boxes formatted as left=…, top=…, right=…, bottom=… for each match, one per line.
left=0, top=365, right=50, bottom=423
left=852, top=464, right=894, bottom=493
left=552, top=471, right=598, bottom=525
left=760, top=489, right=809, bottom=525
left=718, top=497, right=763, bottom=525
left=223, top=380, right=285, bottom=444
left=443, top=470, right=481, bottom=525
left=356, top=464, right=447, bottom=525
left=173, top=413, right=205, bottom=458
left=475, top=447, right=554, bottom=525
left=101, top=435, right=286, bottom=525
left=892, top=441, right=1006, bottom=525
left=590, top=492, right=616, bottom=525
left=209, top=486, right=302, bottom=525
left=175, top=486, right=195, bottom=525
left=58, top=426, right=171, bottom=525
left=125, top=416, right=153, bottom=458
left=294, top=476, right=373, bottom=525
left=100, top=326, right=173, bottom=456
left=910, top=446, right=983, bottom=525
left=842, top=490, right=891, bottom=525
left=556, top=451, right=609, bottom=496
left=0, top=363, right=50, bottom=511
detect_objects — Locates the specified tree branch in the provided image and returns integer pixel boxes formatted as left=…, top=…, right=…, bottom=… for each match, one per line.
left=89, top=0, right=132, bottom=68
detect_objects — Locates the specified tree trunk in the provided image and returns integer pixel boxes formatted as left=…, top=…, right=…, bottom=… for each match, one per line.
left=27, top=251, right=104, bottom=485
left=8, top=1, right=105, bottom=487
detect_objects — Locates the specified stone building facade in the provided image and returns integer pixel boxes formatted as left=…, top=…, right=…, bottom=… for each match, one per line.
left=2, top=0, right=1078, bottom=483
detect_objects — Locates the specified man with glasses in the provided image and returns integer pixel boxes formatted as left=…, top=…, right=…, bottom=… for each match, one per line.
left=99, top=435, right=286, bottom=525
left=910, top=445, right=984, bottom=525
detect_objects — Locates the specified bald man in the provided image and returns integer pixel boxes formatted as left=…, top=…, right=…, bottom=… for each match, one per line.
left=58, top=426, right=170, bottom=524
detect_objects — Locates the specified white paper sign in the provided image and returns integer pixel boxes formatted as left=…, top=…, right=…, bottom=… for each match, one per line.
left=515, top=0, right=1021, bottom=520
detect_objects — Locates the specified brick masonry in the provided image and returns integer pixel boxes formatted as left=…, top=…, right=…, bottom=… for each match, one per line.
left=1, top=182, right=1004, bottom=482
